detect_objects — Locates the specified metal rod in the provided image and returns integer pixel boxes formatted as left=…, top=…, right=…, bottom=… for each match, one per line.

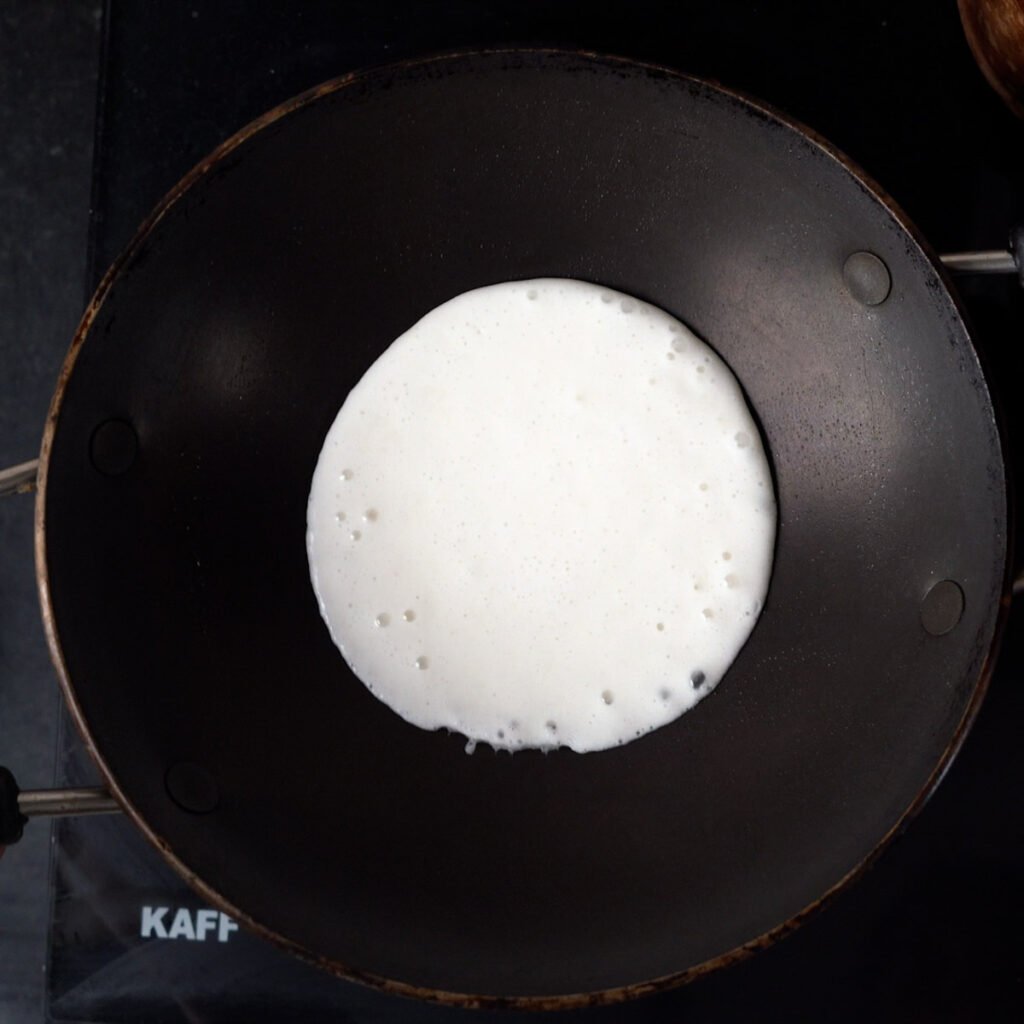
left=18, top=787, right=121, bottom=818
left=0, top=459, right=39, bottom=497
left=939, top=250, right=1017, bottom=273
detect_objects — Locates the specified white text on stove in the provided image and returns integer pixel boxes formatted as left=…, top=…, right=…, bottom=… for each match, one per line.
left=140, top=906, right=239, bottom=942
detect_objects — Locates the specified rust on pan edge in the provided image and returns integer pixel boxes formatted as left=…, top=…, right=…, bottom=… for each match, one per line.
left=34, top=49, right=1013, bottom=1010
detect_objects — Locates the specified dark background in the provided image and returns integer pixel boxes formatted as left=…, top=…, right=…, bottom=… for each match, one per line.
left=1, top=1, right=1022, bottom=1021
left=0, top=2, right=101, bottom=1020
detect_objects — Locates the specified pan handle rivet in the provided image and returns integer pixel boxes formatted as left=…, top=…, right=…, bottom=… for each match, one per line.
left=89, top=419, right=138, bottom=475
left=920, top=580, right=965, bottom=636
left=165, top=762, right=219, bottom=815
left=843, top=251, right=891, bottom=306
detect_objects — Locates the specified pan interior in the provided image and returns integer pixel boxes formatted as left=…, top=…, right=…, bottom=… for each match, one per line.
left=40, top=52, right=1006, bottom=1000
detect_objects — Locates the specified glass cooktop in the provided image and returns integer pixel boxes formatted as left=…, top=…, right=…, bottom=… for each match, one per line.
left=43, top=2, right=1024, bottom=1021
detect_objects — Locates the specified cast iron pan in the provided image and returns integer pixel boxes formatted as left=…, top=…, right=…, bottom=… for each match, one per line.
left=36, top=51, right=1009, bottom=1007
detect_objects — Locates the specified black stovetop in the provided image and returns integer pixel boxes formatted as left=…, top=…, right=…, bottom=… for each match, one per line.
left=41, top=1, right=1024, bottom=1021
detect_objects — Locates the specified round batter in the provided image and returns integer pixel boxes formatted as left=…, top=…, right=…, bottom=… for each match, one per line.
left=306, top=279, right=775, bottom=753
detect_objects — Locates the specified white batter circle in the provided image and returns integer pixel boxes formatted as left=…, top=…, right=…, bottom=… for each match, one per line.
left=306, top=279, right=776, bottom=753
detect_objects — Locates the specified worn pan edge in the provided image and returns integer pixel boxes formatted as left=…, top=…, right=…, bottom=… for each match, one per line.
left=33, top=47, right=1013, bottom=1010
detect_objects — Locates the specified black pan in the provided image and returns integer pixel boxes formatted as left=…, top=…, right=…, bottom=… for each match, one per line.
left=36, top=51, right=1009, bottom=1007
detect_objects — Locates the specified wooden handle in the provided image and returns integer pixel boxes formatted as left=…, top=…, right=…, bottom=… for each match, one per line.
left=959, top=0, right=1024, bottom=118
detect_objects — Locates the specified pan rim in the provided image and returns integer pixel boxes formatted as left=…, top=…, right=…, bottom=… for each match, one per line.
left=34, top=46, right=1012, bottom=1010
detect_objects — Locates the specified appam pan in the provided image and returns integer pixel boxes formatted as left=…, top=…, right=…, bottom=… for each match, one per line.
left=33, top=51, right=1009, bottom=1007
